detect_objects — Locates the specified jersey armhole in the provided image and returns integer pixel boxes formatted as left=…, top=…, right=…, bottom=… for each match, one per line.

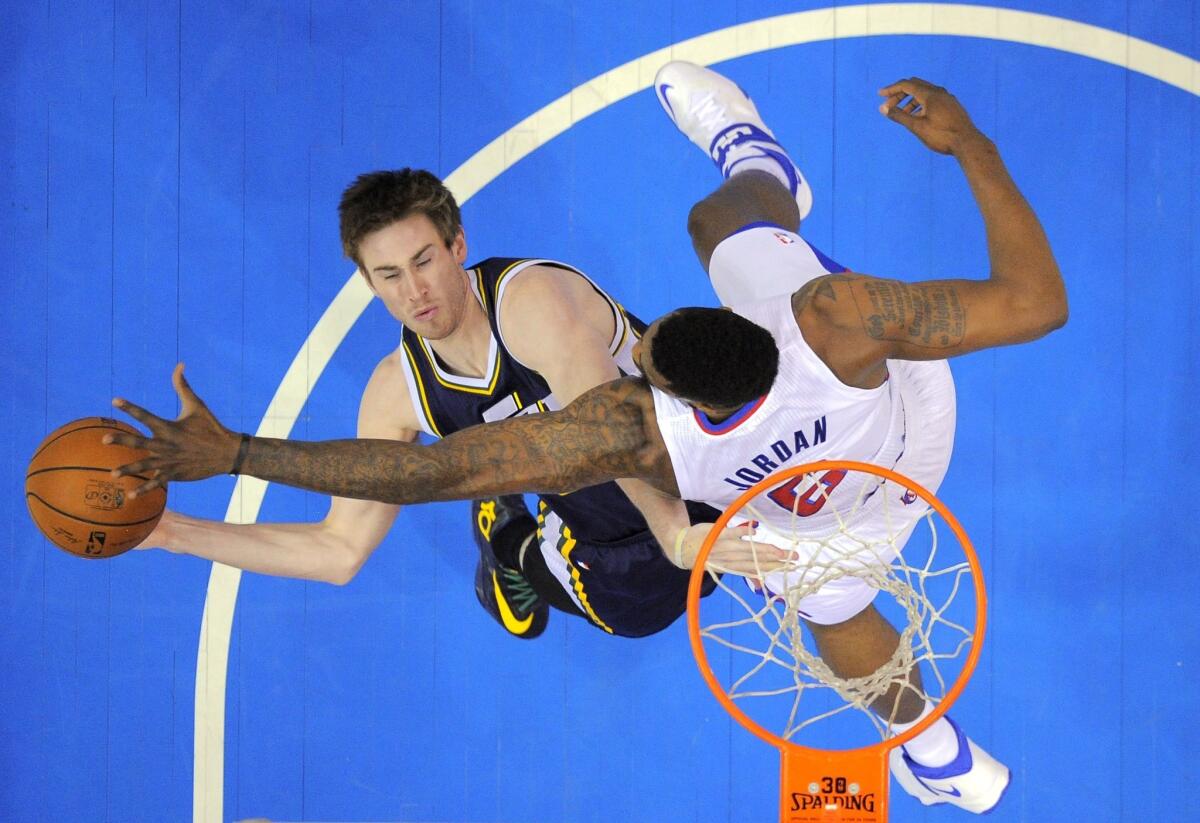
left=493, top=259, right=625, bottom=372
left=784, top=293, right=890, bottom=397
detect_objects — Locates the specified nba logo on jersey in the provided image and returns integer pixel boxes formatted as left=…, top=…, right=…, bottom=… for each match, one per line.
left=900, top=489, right=918, bottom=505
left=773, top=231, right=795, bottom=245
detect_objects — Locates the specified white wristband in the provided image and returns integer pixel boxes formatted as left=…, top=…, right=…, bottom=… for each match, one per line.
left=673, top=527, right=689, bottom=569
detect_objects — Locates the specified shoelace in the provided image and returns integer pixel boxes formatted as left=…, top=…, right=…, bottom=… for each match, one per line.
left=688, top=91, right=732, bottom=134
left=500, top=567, right=542, bottom=615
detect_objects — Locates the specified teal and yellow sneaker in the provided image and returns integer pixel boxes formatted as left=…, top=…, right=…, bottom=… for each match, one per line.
left=472, top=496, right=548, bottom=639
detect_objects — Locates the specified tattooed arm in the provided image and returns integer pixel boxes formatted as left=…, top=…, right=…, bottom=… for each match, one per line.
left=794, top=78, right=1067, bottom=389
left=110, top=373, right=679, bottom=503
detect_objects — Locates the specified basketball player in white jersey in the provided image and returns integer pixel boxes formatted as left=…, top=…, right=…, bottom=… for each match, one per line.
left=650, top=63, right=1001, bottom=814
left=109, top=72, right=1066, bottom=814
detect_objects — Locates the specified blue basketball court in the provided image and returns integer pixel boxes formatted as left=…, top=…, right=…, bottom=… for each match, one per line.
left=2, top=2, right=1197, bottom=821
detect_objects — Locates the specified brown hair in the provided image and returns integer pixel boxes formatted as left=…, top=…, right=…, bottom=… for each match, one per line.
left=338, top=169, right=463, bottom=271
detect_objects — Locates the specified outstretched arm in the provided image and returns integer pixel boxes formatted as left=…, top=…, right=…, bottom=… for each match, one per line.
left=109, top=368, right=673, bottom=504
left=236, top=381, right=664, bottom=503
left=796, top=78, right=1068, bottom=388
left=128, top=358, right=414, bottom=584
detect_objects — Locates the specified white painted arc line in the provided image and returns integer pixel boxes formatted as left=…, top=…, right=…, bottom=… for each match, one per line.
left=193, top=5, right=1200, bottom=821
left=192, top=276, right=373, bottom=822
left=443, top=3, right=1198, bottom=202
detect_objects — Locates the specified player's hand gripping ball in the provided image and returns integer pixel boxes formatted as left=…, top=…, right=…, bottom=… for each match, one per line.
left=25, top=417, right=167, bottom=558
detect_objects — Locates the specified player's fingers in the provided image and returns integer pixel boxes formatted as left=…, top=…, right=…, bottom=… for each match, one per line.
left=127, top=475, right=166, bottom=500
left=878, top=92, right=906, bottom=116
left=878, top=77, right=932, bottom=99
left=172, top=362, right=205, bottom=416
left=112, top=397, right=164, bottom=430
left=101, top=431, right=150, bottom=450
left=111, top=458, right=157, bottom=480
left=711, top=525, right=755, bottom=545
left=884, top=101, right=924, bottom=131
left=711, top=557, right=790, bottom=575
left=752, top=549, right=794, bottom=571
left=711, top=545, right=793, bottom=574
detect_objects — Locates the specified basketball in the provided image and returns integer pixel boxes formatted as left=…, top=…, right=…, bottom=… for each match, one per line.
left=25, top=417, right=167, bottom=558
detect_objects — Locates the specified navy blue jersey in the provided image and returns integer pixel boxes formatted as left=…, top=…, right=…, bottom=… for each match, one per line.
left=397, top=257, right=656, bottom=544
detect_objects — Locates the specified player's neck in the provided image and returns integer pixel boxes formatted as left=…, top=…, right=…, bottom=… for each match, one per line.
left=692, top=401, right=744, bottom=423
left=426, top=290, right=493, bottom=378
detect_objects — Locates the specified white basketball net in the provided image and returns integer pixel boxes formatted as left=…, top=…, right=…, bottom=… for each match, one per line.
left=697, top=466, right=978, bottom=746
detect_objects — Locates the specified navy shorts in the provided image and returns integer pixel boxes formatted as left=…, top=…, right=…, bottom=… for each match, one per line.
left=528, top=500, right=720, bottom=638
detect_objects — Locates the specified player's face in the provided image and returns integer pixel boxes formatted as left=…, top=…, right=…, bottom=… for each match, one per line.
left=358, top=213, right=471, bottom=339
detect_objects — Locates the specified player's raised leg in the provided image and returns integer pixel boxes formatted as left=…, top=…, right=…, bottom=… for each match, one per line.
left=655, top=61, right=839, bottom=305
left=805, top=605, right=1011, bottom=814
left=655, top=60, right=813, bottom=221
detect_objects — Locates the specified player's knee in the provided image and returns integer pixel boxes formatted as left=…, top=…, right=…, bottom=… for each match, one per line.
left=686, top=195, right=719, bottom=244
left=686, top=195, right=732, bottom=266
left=688, top=174, right=802, bottom=256
left=729, top=170, right=801, bottom=230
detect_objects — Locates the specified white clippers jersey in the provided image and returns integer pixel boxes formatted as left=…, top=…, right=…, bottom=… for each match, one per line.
left=650, top=292, right=956, bottom=540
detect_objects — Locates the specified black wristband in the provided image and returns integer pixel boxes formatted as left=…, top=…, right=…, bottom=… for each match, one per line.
left=229, top=433, right=251, bottom=476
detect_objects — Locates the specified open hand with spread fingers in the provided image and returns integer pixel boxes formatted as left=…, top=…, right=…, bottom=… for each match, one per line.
left=877, top=77, right=986, bottom=155
left=105, top=363, right=244, bottom=498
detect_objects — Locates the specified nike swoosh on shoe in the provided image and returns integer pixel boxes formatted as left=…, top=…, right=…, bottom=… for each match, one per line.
left=493, top=571, right=533, bottom=634
left=657, top=83, right=675, bottom=117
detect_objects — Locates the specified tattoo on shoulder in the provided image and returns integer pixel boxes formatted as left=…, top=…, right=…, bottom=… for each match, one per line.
left=850, top=280, right=965, bottom=348
left=792, top=274, right=852, bottom=315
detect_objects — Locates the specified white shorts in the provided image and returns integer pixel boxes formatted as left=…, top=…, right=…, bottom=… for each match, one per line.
left=711, top=223, right=957, bottom=626
left=707, top=222, right=845, bottom=305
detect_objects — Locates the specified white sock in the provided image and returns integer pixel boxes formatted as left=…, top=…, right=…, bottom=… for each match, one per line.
left=888, top=703, right=960, bottom=768
left=516, top=533, right=536, bottom=571
left=715, top=128, right=813, bottom=221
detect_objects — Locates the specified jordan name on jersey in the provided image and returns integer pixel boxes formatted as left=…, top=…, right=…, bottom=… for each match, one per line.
left=721, top=414, right=829, bottom=491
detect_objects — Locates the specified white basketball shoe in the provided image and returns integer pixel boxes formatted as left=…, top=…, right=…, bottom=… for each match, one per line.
left=889, top=716, right=1011, bottom=814
left=654, top=60, right=813, bottom=220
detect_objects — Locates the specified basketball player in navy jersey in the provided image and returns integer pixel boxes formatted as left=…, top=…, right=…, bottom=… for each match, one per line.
left=126, top=168, right=765, bottom=642
left=111, top=74, right=1066, bottom=813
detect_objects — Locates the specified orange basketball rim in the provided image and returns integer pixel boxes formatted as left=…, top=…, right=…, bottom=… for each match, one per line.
left=686, top=460, right=988, bottom=822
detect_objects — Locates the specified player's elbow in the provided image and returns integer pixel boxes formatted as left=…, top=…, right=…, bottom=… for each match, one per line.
left=326, top=569, right=357, bottom=586
left=1010, top=277, right=1068, bottom=340
left=1052, top=284, right=1069, bottom=329
left=325, top=545, right=369, bottom=585
left=1035, top=281, right=1069, bottom=335
left=1047, top=301, right=1068, bottom=332
left=315, top=528, right=376, bottom=586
